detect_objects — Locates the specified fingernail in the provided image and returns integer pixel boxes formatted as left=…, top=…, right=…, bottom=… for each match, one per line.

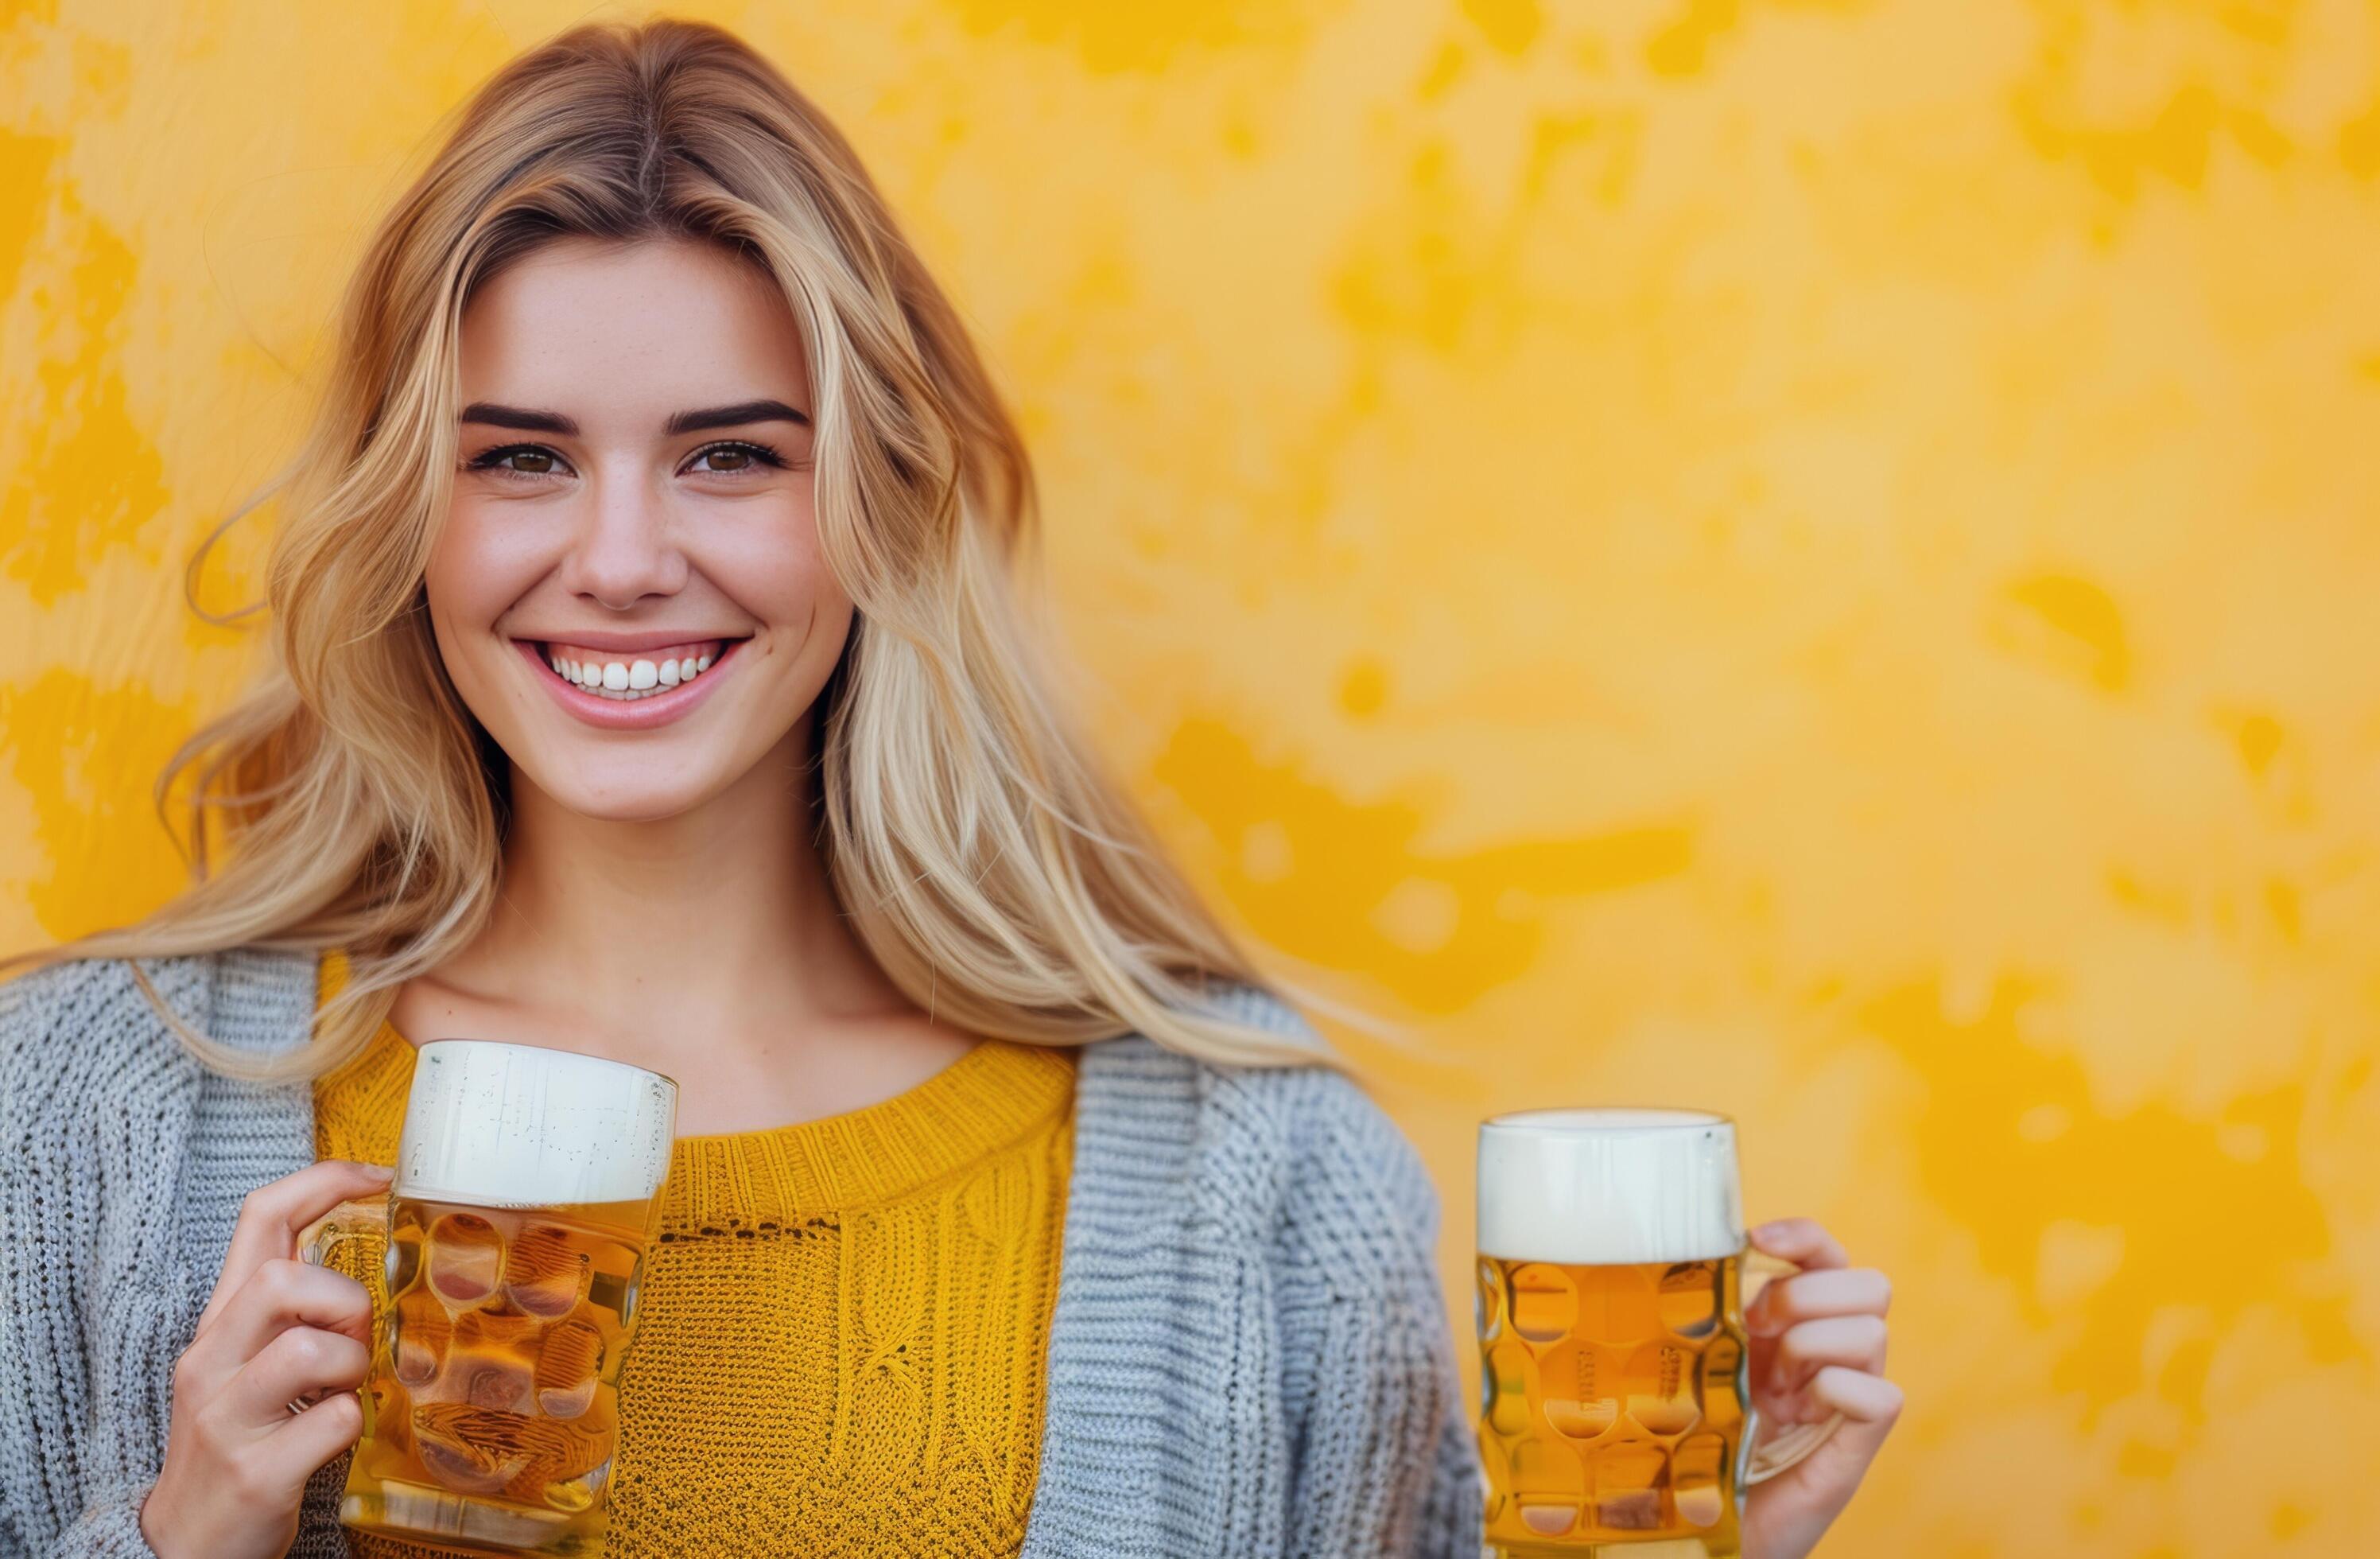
left=1752, top=1220, right=1785, bottom=1240
left=365, top=1163, right=395, bottom=1179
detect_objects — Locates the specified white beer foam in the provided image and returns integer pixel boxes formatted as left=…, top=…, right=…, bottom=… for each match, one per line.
left=1477, top=1108, right=1745, bottom=1265
left=398, top=1040, right=678, bottom=1208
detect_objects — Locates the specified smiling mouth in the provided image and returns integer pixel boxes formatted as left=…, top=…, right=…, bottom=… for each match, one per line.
left=530, top=637, right=748, bottom=701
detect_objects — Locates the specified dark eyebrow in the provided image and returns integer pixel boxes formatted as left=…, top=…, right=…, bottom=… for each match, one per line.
left=456, top=399, right=811, bottom=437
left=663, top=399, right=811, bottom=436
left=460, top=402, right=578, bottom=435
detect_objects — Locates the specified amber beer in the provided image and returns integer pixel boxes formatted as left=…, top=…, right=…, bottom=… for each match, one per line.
left=1475, top=1110, right=1836, bottom=1557
left=301, top=1040, right=677, bottom=1557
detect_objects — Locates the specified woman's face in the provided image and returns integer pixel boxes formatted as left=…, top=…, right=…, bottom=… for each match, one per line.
left=425, top=235, right=844, bottom=823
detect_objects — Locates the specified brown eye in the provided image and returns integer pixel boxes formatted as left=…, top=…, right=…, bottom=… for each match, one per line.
left=685, top=440, right=785, bottom=478
left=468, top=445, right=567, bottom=480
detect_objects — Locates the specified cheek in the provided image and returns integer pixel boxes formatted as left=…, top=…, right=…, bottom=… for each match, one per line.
left=425, top=504, right=550, bottom=631
left=705, top=513, right=849, bottom=624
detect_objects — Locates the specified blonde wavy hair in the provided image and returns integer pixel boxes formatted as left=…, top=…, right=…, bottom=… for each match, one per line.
left=2, top=16, right=1356, bottom=1082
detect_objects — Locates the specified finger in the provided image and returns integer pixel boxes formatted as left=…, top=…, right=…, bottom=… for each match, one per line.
left=222, top=1326, right=371, bottom=1433
left=1748, top=1217, right=1849, bottom=1271
left=188, top=1258, right=375, bottom=1378
left=1747, top=1266, right=1891, bottom=1336
left=1766, top=1315, right=1889, bottom=1389
left=265, top=1390, right=367, bottom=1491
left=1809, top=1363, right=1904, bottom=1460
left=198, top=1161, right=391, bottom=1336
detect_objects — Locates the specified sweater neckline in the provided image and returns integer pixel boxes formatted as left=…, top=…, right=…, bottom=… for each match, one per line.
left=659, top=1036, right=1074, bottom=1229
left=316, top=953, right=1075, bottom=1229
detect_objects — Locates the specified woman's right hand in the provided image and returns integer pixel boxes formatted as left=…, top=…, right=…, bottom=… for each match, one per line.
left=139, top=1158, right=393, bottom=1559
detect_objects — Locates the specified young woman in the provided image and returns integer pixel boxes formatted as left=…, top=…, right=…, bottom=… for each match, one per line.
left=0, top=18, right=1899, bottom=1558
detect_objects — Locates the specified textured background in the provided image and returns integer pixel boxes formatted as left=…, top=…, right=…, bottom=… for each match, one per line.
left=6, top=2, right=2378, bottom=1553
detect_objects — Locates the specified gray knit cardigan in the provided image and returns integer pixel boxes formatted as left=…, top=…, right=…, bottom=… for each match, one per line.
left=0, top=947, right=1482, bottom=1558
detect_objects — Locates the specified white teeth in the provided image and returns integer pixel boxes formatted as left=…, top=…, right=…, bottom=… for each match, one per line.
left=541, top=643, right=727, bottom=699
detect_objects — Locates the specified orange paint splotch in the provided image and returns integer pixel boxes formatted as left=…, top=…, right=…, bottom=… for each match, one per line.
left=1150, top=716, right=1691, bottom=1013
left=1645, top=0, right=1740, bottom=78
left=2223, top=711, right=2285, bottom=779
left=1, top=178, right=171, bottom=605
left=1335, top=655, right=1388, bottom=717
left=938, top=0, right=1308, bottom=75
left=0, top=130, right=60, bottom=301
left=1990, top=573, right=2130, bottom=693
left=0, top=667, right=202, bottom=939
left=1861, top=978, right=2348, bottom=1424
left=1461, top=0, right=1539, bottom=59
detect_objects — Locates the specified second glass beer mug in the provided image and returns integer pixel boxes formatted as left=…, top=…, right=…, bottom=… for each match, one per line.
left=1474, top=1109, right=1840, bottom=1556
left=299, top=1039, right=678, bottom=1557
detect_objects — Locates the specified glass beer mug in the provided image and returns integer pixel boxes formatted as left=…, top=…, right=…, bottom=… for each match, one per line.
left=299, top=1039, right=678, bottom=1557
left=1474, top=1109, right=1842, bottom=1556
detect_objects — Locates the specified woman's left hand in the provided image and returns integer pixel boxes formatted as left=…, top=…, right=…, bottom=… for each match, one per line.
left=1740, top=1217, right=1902, bottom=1559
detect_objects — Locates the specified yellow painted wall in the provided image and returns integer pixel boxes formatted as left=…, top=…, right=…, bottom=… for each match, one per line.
left=6, top=2, right=2376, bottom=1553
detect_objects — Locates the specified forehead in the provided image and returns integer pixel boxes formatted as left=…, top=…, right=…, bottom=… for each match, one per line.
left=456, top=235, right=809, bottom=414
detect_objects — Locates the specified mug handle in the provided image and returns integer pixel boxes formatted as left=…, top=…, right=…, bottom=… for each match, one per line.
left=287, top=1191, right=394, bottom=1416
left=297, top=1192, right=390, bottom=1273
left=1740, top=1248, right=1847, bottom=1485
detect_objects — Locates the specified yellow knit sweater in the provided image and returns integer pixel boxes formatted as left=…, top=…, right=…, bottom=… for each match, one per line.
left=309, top=952, right=1076, bottom=1557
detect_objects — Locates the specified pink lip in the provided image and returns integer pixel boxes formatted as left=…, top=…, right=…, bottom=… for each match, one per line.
left=517, top=628, right=736, bottom=653
left=513, top=637, right=745, bottom=732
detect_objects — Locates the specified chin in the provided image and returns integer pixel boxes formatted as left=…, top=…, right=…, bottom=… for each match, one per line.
left=526, top=767, right=724, bottom=825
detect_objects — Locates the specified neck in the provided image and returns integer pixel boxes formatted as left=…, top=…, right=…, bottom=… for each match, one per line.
left=457, top=718, right=904, bottom=1034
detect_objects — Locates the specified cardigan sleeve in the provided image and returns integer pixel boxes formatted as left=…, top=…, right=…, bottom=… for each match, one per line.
left=0, top=958, right=175, bottom=1559
left=0, top=955, right=350, bottom=1559
left=1414, top=1384, right=1489, bottom=1558
left=1269, top=1067, right=1485, bottom=1557
left=36, top=1487, right=164, bottom=1558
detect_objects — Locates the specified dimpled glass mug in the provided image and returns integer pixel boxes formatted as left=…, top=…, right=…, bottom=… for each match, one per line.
left=1473, top=1109, right=1842, bottom=1557
left=299, top=1039, right=677, bottom=1557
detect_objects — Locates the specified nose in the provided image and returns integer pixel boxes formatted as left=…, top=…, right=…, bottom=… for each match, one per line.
left=557, top=464, right=691, bottom=610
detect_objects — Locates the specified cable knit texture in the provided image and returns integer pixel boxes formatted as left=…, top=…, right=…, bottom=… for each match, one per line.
left=308, top=951, right=1075, bottom=1557
left=0, top=947, right=1484, bottom=1558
